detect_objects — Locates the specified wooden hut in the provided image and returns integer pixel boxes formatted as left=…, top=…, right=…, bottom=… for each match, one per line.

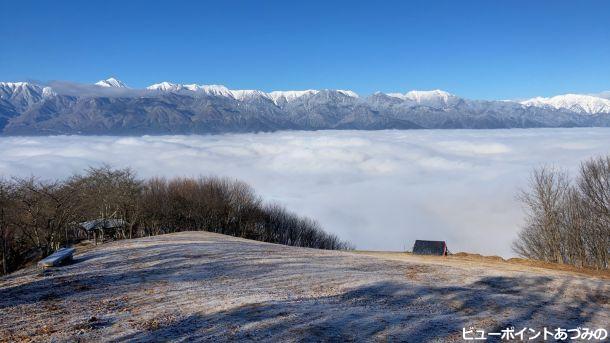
left=412, top=240, right=448, bottom=256
left=80, top=219, right=126, bottom=244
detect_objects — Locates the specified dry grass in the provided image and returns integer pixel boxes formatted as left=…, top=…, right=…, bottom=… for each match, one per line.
left=352, top=250, right=610, bottom=280
left=504, top=257, right=610, bottom=279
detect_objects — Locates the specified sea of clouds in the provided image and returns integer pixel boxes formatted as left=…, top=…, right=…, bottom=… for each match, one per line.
left=1, top=128, right=609, bottom=257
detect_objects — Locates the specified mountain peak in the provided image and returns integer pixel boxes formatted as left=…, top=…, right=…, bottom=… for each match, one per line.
left=231, top=89, right=270, bottom=101
left=184, top=84, right=233, bottom=97
left=147, top=82, right=183, bottom=92
left=95, top=77, right=127, bottom=88
left=336, top=90, right=359, bottom=98
left=268, top=90, right=319, bottom=104
left=406, top=89, right=453, bottom=98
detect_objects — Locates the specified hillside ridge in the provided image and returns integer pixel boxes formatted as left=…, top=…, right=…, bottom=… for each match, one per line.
left=1, top=231, right=608, bottom=342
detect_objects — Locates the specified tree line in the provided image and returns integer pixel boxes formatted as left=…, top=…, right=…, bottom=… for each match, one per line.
left=514, top=156, right=610, bottom=269
left=0, top=166, right=352, bottom=275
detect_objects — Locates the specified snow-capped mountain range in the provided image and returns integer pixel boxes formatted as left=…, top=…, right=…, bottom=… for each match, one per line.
left=385, top=90, right=461, bottom=108
left=520, top=94, right=610, bottom=114
left=146, top=82, right=360, bottom=104
left=0, top=77, right=609, bottom=135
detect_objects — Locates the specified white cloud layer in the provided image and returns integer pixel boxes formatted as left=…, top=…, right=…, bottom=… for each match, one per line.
left=1, top=128, right=610, bottom=257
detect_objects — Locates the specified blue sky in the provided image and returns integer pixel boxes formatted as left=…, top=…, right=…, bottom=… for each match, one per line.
left=1, top=0, right=609, bottom=99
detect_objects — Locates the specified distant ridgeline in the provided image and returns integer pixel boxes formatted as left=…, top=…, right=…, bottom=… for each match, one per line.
left=1, top=79, right=610, bottom=135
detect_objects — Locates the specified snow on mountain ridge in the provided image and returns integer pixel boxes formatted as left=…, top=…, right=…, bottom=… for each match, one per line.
left=147, top=82, right=183, bottom=92
left=147, top=83, right=328, bottom=103
left=231, top=89, right=270, bottom=101
left=0, top=82, right=40, bottom=92
left=336, top=90, right=359, bottom=98
left=268, top=90, right=319, bottom=104
left=42, top=87, right=56, bottom=98
left=146, top=81, right=361, bottom=103
left=521, top=94, right=610, bottom=114
left=148, top=82, right=263, bottom=100
left=184, top=84, right=233, bottom=97
left=386, top=89, right=460, bottom=108
left=4, top=79, right=610, bottom=115
left=0, top=82, right=44, bottom=99
left=95, top=78, right=128, bottom=88
left=406, top=89, right=453, bottom=101
left=0, top=82, right=50, bottom=111
left=147, top=82, right=234, bottom=97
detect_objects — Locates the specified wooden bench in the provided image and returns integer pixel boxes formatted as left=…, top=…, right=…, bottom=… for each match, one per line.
left=38, top=247, right=76, bottom=268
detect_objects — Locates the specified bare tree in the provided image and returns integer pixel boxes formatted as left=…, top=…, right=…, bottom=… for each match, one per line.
left=0, top=179, right=14, bottom=275
left=12, top=177, right=80, bottom=257
left=514, top=157, right=610, bottom=269
left=68, top=165, right=142, bottom=239
left=513, top=167, right=569, bottom=263
left=577, top=157, right=610, bottom=269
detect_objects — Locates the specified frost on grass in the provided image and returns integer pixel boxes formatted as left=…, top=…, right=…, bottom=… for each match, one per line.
left=0, top=232, right=608, bottom=342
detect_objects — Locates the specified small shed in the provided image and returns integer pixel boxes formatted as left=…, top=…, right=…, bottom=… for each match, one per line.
left=412, top=240, right=448, bottom=256
left=80, top=218, right=126, bottom=244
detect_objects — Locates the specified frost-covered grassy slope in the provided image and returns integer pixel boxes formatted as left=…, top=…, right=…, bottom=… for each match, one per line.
left=0, top=232, right=608, bottom=342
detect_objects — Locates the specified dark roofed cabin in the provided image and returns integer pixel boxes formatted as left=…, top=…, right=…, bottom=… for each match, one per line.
left=79, top=218, right=127, bottom=244
left=412, top=240, right=447, bottom=256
